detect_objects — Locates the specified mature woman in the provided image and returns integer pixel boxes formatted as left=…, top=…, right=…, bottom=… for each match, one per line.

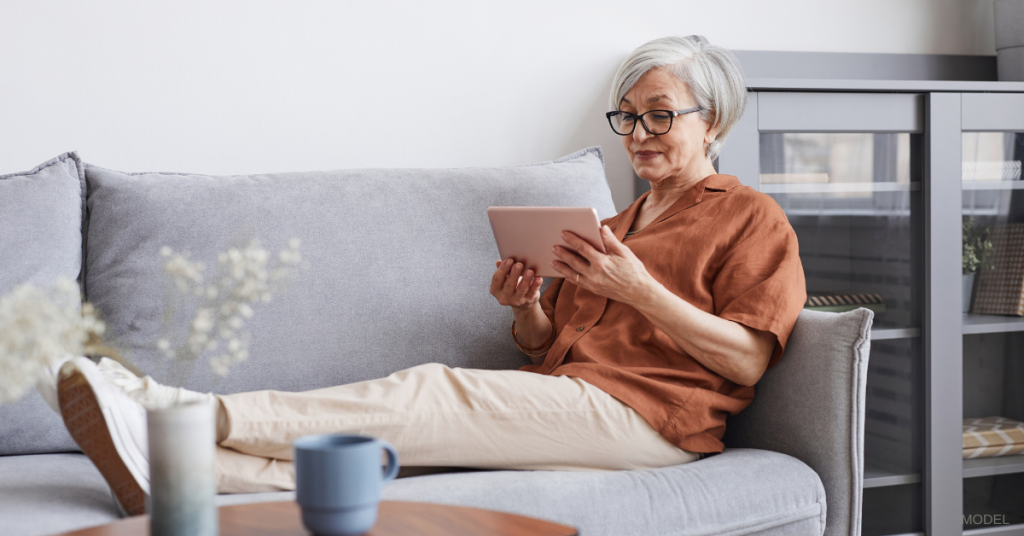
left=57, top=35, right=806, bottom=516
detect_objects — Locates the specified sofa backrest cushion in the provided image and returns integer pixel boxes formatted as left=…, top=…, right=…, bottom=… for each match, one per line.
left=82, top=147, right=616, bottom=395
left=721, top=308, right=873, bottom=536
left=0, top=152, right=85, bottom=455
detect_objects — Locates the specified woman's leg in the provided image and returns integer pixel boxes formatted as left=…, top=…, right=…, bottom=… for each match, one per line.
left=215, top=363, right=699, bottom=492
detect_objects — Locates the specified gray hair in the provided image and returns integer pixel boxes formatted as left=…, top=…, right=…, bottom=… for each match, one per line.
left=609, top=35, right=747, bottom=161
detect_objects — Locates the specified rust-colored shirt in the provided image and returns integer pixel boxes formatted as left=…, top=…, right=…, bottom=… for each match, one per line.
left=520, top=174, right=806, bottom=454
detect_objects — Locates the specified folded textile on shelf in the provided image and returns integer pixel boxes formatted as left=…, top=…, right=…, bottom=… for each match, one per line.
left=963, top=416, right=1024, bottom=459
left=962, top=161, right=1022, bottom=181
left=804, top=293, right=886, bottom=315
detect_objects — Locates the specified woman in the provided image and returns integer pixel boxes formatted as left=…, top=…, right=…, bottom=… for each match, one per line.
left=57, top=35, right=806, bottom=516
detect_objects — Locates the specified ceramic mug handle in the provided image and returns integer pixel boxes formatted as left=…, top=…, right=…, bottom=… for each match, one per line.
left=380, top=441, right=400, bottom=483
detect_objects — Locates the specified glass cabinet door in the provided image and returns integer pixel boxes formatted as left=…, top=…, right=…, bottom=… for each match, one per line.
left=960, top=93, right=1024, bottom=534
left=720, top=92, right=927, bottom=536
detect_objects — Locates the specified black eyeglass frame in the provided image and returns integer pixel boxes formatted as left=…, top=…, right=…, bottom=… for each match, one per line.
left=605, top=107, right=703, bottom=136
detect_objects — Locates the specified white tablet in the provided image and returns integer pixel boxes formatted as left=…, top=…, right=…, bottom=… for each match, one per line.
left=487, top=206, right=606, bottom=278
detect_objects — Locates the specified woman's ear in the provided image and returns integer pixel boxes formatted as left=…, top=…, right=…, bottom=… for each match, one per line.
left=704, top=120, right=719, bottom=145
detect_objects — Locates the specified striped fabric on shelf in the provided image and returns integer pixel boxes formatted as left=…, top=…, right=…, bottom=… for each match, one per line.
left=963, top=416, right=1024, bottom=459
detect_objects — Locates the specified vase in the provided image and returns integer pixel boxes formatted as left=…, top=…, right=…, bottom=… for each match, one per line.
left=147, top=401, right=218, bottom=536
left=964, top=272, right=976, bottom=314
left=995, top=0, right=1024, bottom=81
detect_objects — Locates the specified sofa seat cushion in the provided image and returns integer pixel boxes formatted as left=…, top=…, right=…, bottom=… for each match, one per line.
left=220, top=447, right=827, bottom=535
left=0, top=453, right=119, bottom=536
left=1, top=449, right=824, bottom=536
left=382, top=447, right=826, bottom=536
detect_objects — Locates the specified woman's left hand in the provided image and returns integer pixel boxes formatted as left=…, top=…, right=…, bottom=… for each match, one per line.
left=551, top=225, right=659, bottom=307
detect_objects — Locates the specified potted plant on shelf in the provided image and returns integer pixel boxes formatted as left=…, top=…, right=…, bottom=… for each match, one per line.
left=963, top=216, right=995, bottom=313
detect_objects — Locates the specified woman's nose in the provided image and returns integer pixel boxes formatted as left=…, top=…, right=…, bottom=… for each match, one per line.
left=632, top=122, right=651, bottom=142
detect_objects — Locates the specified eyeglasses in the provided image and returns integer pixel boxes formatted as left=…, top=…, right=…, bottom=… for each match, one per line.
left=605, top=107, right=702, bottom=136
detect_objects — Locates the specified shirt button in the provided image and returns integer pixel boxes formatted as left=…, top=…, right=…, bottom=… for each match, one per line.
left=576, top=326, right=585, bottom=332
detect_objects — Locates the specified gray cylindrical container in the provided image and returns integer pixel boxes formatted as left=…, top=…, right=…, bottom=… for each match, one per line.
left=148, top=401, right=218, bottom=536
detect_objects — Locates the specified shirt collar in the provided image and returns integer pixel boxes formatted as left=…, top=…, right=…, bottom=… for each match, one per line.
left=611, top=174, right=742, bottom=241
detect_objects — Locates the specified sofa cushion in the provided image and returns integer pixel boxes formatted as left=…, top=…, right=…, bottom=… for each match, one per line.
left=381, top=448, right=825, bottom=536
left=0, top=152, right=85, bottom=455
left=0, top=449, right=824, bottom=536
left=82, top=147, right=616, bottom=395
left=722, top=308, right=873, bottom=536
left=0, top=453, right=119, bottom=536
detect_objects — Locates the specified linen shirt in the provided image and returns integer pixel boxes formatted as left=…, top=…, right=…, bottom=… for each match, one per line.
left=520, top=174, right=806, bottom=454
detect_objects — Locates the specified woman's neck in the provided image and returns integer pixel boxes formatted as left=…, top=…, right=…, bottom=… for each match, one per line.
left=646, top=159, right=718, bottom=209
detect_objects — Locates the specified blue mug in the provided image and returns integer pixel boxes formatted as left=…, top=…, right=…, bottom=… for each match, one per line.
left=294, top=434, right=400, bottom=536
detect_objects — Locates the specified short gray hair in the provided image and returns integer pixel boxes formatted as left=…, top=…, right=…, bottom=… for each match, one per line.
left=609, top=36, right=747, bottom=161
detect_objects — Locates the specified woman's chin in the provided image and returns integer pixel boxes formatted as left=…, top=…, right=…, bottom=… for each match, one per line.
left=635, top=170, right=663, bottom=187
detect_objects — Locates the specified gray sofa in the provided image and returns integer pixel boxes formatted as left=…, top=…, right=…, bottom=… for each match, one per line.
left=0, top=149, right=872, bottom=536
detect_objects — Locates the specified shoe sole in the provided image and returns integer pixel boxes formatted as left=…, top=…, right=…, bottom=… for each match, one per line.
left=59, top=369, right=148, bottom=516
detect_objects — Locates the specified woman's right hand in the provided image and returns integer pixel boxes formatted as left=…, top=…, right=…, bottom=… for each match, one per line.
left=489, top=258, right=544, bottom=311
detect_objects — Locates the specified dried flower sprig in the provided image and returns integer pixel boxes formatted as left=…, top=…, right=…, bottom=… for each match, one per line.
left=157, top=238, right=303, bottom=377
left=0, top=278, right=109, bottom=404
left=0, top=237, right=305, bottom=408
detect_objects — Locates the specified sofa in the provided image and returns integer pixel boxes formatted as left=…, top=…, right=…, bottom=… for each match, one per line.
left=0, top=149, right=872, bottom=536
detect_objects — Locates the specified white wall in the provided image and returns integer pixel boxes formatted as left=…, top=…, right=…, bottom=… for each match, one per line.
left=1, top=0, right=998, bottom=211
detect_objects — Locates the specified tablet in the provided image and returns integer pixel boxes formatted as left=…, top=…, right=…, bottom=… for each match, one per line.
left=487, top=206, right=605, bottom=278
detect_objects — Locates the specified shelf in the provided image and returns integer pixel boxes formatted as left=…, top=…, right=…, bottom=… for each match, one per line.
left=964, top=455, right=1024, bottom=478
left=864, top=464, right=922, bottom=488
left=963, top=181, right=1024, bottom=190
left=746, top=77, right=1024, bottom=93
left=962, top=315, right=1024, bottom=335
left=779, top=208, right=912, bottom=217
left=761, top=182, right=919, bottom=194
left=963, top=523, right=1024, bottom=535
left=871, top=327, right=921, bottom=340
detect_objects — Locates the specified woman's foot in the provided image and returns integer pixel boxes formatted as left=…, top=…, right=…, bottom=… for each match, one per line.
left=95, top=357, right=228, bottom=442
left=96, top=357, right=217, bottom=410
left=57, top=357, right=150, bottom=516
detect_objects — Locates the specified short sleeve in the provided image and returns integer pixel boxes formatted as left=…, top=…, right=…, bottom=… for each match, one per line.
left=711, top=203, right=806, bottom=370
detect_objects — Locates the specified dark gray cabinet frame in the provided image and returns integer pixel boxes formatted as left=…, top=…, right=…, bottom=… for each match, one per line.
left=718, top=87, right=1024, bottom=536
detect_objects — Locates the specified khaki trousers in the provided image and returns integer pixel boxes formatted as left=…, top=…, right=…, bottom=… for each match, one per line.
left=214, top=363, right=700, bottom=493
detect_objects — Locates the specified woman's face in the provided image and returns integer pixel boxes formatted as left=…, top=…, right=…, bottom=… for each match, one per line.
left=618, top=67, right=717, bottom=187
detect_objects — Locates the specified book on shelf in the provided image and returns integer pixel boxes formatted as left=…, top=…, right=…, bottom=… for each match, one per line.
left=972, top=223, right=1024, bottom=316
left=804, top=293, right=886, bottom=314
left=962, top=160, right=1022, bottom=181
left=963, top=416, right=1024, bottom=459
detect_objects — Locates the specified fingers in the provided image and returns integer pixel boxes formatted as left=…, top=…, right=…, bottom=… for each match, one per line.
left=559, top=231, right=601, bottom=262
left=550, top=259, right=573, bottom=281
left=490, top=258, right=514, bottom=295
left=599, top=225, right=622, bottom=255
left=502, top=261, right=525, bottom=295
left=513, top=268, right=537, bottom=299
left=528, top=273, right=543, bottom=296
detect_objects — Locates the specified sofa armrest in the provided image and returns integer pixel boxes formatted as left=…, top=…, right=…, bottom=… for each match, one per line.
left=721, top=308, right=873, bottom=536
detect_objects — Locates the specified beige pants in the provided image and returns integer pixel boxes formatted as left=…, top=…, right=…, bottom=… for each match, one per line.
left=214, top=363, right=700, bottom=493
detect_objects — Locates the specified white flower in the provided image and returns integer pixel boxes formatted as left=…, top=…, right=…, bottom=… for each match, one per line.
left=156, top=237, right=303, bottom=377
left=0, top=279, right=103, bottom=405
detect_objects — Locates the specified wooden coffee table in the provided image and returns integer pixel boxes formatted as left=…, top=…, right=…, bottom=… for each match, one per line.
left=56, top=500, right=579, bottom=535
